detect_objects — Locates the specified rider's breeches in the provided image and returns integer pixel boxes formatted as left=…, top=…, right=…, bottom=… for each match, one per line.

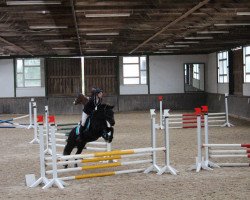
left=81, top=112, right=88, bottom=126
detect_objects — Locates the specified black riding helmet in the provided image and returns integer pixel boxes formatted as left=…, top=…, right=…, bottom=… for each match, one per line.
left=94, top=88, right=103, bottom=94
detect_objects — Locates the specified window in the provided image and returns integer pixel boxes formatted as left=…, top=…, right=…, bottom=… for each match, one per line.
left=243, top=46, right=250, bottom=83
left=122, top=56, right=147, bottom=85
left=16, top=58, right=42, bottom=87
left=193, top=64, right=200, bottom=80
left=217, top=51, right=229, bottom=83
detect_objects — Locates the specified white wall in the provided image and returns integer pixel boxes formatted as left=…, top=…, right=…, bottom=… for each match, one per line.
left=16, top=87, right=45, bottom=97
left=0, top=59, right=14, bottom=97
left=243, top=83, right=250, bottom=96
left=206, top=53, right=218, bottom=93
left=149, top=55, right=208, bottom=94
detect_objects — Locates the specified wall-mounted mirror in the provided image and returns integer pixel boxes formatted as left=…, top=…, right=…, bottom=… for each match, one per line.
left=184, top=63, right=205, bottom=92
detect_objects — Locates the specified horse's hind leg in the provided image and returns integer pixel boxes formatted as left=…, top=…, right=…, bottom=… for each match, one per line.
left=63, top=143, right=75, bottom=168
left=74, top=143, right=86, bottom=168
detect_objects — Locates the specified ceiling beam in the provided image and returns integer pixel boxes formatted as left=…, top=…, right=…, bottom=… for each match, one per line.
left=129, top=0, right=210, bottom=54
left=70, top=0, right=83, bottom=55
left=0, top=36, right=33, bottom=56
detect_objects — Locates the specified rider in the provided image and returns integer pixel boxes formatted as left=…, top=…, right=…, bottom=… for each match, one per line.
left=81, top=87, right=103, bottom=128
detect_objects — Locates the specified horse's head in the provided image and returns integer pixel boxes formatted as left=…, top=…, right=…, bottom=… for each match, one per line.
left=73, top=93, right=89, bottom=106
left=99, top=104, right=115, bottom=127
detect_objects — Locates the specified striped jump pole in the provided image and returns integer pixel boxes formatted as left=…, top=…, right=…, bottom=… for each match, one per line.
left=49, top=147, right=166, bottom=161
left=45, top=153, right=152, bottom=167
left=190, top=108, right=212, bottom=172
left=29, top=102, right=39, bottom=144
left=157, top=109, right=178, bottom=175
left=203, top=144, right=250, bottom=148
left=60, top=168, right=145, bottom=181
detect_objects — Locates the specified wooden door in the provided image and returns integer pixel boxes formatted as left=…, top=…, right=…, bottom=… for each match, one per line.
left=46, top=58, right=81, bottom=96
left=232, top=49, right=243, bottom=95
left=84, top=57, right=117, bottom=96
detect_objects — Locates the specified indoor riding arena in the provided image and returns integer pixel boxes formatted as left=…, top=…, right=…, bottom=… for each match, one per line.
left=0, top=1, right=250, bottom=199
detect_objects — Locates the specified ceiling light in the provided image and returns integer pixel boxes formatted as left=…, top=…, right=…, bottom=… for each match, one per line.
left=236, top=12, right=250, bottom=16
left=86, top=32, right=119, bottom=36
left=85, top=41, right=113, bottom=44
left=165, top=45, right=189, bottom=47
left=85, top=13, right=130, bottom=18
left=44, top=39, right=73, bottom=42
left=174, top=41, right=199, bottom=44
left=52, top=47, right=75, bottom=50
left=159, top=49, right=180, bottom=51
left=29, top=25, right=67, bottom=29
left=184, top=36, right=213, bottom=39
left=197, top=31, right=229, bottom=34
left=154, top=51, right=173, bottom=54
left=214, top=23, right=250, bottom=26
left=85, top=49, right=107, bottom=52
left=6, top=1, right=61, bottom=5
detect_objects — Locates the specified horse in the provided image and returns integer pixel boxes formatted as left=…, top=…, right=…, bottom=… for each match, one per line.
left=63, top=104, right=115, bottom=168
left=73, top=93, right=89, bottom=106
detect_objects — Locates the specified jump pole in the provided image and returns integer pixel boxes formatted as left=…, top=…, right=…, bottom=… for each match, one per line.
left=190, top=108, right=212, bottom=172
left=29, top=102, right=39, bottom=144
left=30, top=117, right=49, bottom=188
left=144, top=109, right=161, bottom=173
left=157, top=109, right=178, bottom=175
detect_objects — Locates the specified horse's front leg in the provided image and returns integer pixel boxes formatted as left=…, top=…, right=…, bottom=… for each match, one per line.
left=74, top=142, right=86, bottom=168
left=107, top=127, right=114, bottom=143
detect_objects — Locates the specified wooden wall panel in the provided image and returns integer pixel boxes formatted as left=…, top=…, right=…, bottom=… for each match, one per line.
left=46, top=58, right=81, bottom=96
left=232, top=49, right=243, bottom=95
left=84, top=57, right=117, bottom=96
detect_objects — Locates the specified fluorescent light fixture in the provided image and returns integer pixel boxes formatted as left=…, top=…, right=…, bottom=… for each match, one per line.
left=44, top=39, right=73, bottom=42
left=86, top=32, right=119, bottom=36
left=165, top=45, right=189, bottom=47
left=85, top=49, right=108, bottom=52
left=174, top=41, right=199, bottom=44
left=29, top=25, right=67, bottom=29
left=6, top=1, right=61, bottom=5
left=185, top=36, right=213, bottom=39
left=154, top=51, right=173, bottom=54
left=159, top=49, right=180, bottom=51
left=236, top=12, right=250, bottom=15
left=85, top=40, right=113, bottom=44
left=52, top=47, right=76, bottom=50
left=214, top=23, right=250, bottom=26
left=85, top=13, right=130, bottom=18
left=197, top=31, right=229, bottom=34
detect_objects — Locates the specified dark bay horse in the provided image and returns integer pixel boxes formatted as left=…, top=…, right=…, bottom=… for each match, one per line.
left=63, top=104, right=115, bottom=167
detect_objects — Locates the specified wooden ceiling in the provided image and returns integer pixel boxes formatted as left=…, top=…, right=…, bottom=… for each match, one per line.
left=0, top=0, right=250, bottom=56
